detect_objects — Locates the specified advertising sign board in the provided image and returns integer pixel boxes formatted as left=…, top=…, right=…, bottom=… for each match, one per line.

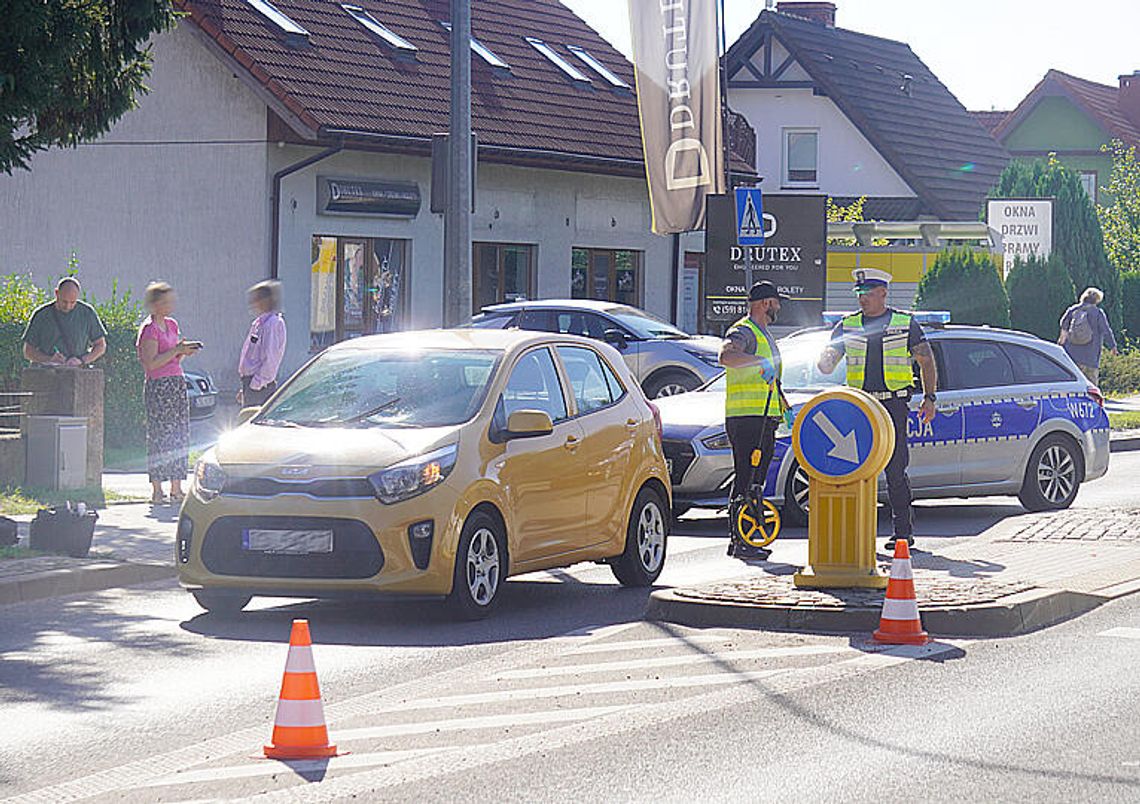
left=986, top=198, right=1053, bottom=276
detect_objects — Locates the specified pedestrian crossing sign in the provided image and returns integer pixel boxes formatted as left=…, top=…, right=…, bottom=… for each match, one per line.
left=735, top=187, right=765, bottom=246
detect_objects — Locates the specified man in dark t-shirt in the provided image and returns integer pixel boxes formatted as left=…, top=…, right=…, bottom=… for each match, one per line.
left=818, top=268, right=938, bottom=549
left=22, top=277, right=107, bottom=367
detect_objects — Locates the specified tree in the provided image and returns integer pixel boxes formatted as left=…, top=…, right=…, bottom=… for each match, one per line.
left=0, top=0, right=175, bottom=173
left=915, top=246, right=1010, bottom=327
left=1007, top=254, right=1075, bottom=340
left=1098, top=139, right=1140, bottom=275
left=988, top=155, right=1121, bottom=329
left=1122, top=271, right=1140, bottom=344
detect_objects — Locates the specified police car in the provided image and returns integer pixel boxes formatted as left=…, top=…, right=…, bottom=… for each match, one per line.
left=657, top=315, right=1111, bottom=523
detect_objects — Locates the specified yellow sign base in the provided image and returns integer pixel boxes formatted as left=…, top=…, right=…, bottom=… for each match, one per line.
left=793, top=475, right=888, bottom=590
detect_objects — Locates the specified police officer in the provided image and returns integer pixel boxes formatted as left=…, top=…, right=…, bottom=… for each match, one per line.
left=817, top=269, right=938, bottom=550
left=718, top=281, right=790, bottom=561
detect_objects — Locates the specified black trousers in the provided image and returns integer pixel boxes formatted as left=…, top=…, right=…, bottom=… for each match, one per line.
left=241, top=375, right=277, bottom=407
left=882, top=396, right=914, bottom=538
left=726, top=415, right=780, bottom=500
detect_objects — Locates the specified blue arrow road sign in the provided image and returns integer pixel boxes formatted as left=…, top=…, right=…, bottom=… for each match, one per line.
left=799, top=398, right=875, bottom=478
left=735, top=187, right=765, bottom=246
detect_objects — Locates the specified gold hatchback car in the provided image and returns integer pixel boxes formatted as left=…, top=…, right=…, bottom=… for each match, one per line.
left=177, top=329, right=671, bottom=618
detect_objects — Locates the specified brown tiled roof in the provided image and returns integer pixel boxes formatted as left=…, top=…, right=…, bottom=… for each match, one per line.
left=177, top=0, right=645, bottom=172
left=994, top=69, right=1140, bottom=147
left=969, top=110, right=1009, bottom=136
left=726, top=10, right=1010, bottom=220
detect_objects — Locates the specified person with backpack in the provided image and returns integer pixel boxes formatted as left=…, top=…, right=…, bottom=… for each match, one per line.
left=1059, top=287, right=1117, bottom=384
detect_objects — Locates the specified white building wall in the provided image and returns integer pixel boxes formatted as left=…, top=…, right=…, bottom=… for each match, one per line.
left=272, top=149, right=673, bottom=380
left=728, top=86, right=916, bottom=198
left=0, top=23, right=270, bottom=384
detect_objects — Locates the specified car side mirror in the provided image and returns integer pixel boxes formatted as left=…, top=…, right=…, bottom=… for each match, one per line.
left=505, top=409, right=554, bottom=439
left=237, top=406, right=261, bottom=426
left=604, top=329, right=628, bottom=349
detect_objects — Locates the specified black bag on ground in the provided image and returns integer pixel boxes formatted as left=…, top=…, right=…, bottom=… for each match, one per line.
left=0, top=516, right=17, bottom=547
left=29, top=505, right=97, bottom=558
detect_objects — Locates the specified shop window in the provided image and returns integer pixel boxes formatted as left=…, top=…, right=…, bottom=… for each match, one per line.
left=783, top=129, right=818, bottom=186
left=310, top=236, right=408, bottom=351
left=571, top=248, right=642, bottom=306
left=473, top=243, right=535, bottom=313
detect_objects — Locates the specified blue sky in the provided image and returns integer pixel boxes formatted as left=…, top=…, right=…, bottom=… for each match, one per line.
left=562, top=0, right=1140, bottom=110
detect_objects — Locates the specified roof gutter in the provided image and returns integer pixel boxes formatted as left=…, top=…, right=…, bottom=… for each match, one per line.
left=270, top=144, right=343, bottom=279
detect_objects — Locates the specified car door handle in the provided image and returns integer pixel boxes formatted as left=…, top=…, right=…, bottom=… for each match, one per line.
left=1016, top=400, right=1038, bottom=409
left=564, top=435, right=579, bottom=451
left=937, top=405, right=959, bottom=414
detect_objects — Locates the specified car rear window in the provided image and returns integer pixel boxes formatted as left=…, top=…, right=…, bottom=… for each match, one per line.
left=1000, top=342, right=1076, bottom=385
left=469, top=312, right=517, bottom=329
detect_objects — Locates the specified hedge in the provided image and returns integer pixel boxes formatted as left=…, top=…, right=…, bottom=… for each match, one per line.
left=915, top=247, right=1010, bottom=327
left=1122, top=271, right=1140, bottom=345
left=0, top=273, right=145, bottom=449
left=1007, top=254, right=1075, bottom=341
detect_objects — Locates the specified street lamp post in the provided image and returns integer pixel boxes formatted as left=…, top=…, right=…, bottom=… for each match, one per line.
left=443, top=0, right=473, bottom=327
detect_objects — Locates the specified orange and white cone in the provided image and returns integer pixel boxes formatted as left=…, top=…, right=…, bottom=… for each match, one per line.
left=872, top=540, right=930, bottom=645
left=264, top=619, right=338, bottom=759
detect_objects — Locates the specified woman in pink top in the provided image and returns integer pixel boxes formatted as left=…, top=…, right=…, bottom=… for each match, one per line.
left=136, top=282, right=201, bottom=505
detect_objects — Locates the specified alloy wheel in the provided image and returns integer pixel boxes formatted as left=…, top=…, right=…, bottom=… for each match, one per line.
left=465, top=527, right=501, bottom=605
left=792, top=465, right=811, bottom=513
left=655, top=383, right=689, bottom=397
left=637, top=500, right=666, bottom=573
left=1037, top=445, right=1076, bottom=504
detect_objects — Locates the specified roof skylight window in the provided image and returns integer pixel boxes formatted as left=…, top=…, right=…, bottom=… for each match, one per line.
left=526, top=38, right=589, bottom=82
left=246, top=0, right=309, bottom=39
left=440, top=22, right=510, bottom=70
left=342, top=4, right=417, bottom=51
left=566, top=45, right=630, bottom=88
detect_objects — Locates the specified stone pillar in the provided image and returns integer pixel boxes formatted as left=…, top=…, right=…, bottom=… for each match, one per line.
left=21, top=367, right=105, bottom=487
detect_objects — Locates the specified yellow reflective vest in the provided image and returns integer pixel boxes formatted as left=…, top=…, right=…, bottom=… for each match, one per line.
left=842, top=311, right=914, bottom=391
left=725, top=317, right=783, bottom=417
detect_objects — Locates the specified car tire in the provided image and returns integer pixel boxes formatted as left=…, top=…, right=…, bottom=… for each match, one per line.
left=611, top=487, right=669, bottom=587
left=1018, top=434, right=1083, bottom=512
left=191, top=590, right=251, bottom=615
left=448, top=509, right=507, bottom=620
left=782, top=460, right=810, bottom=526
left=643, top=370, right=701, bottom=399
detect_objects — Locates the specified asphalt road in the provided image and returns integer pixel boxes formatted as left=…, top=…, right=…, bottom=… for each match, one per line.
left=1, top=453, right=1138, bottom=802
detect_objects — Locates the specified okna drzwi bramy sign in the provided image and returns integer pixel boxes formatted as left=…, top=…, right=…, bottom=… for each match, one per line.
left=705, top=194, right=827, bottom=328
left=986, top=198, right=1053, bottom=276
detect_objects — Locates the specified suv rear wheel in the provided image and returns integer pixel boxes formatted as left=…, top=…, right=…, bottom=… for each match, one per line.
left=643, top=370, right=701, bottom=399
left=1018, top=434, right=1082, bottom=512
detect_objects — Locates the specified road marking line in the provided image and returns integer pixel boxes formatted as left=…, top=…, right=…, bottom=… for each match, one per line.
left=138, top=748, right=447, bottom=788
left=334, top=705, right=630, bottom=741
left=1097, top=627, right=1140, bottom=639
left=497, top=645, right=851, bottom=679
left=566, top=633, right=736, bottom=654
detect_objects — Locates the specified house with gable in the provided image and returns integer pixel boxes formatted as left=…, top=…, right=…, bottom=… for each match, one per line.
left=987, top=69, right=1140, bottom=205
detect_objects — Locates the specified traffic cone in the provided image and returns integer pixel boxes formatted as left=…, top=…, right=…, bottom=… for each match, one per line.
left=264, top=619, right=338, bottom=759
left=872, top=540, right=930, bottom=645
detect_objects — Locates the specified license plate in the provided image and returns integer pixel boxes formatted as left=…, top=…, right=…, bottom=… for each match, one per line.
left=193, top=396, right=215, bottom=408
left=242, top=529, right=333, bottom=554
left=665, top=458, right=674, bottom=476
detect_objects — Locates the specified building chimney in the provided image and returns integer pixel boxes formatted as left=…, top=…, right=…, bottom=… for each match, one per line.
left=1120, top=71, right=1140, bottom=127
left=776, top=2, right=837, bottom=27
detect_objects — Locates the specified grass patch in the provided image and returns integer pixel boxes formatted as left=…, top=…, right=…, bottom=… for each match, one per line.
left=0, top=485, right=109, bottom=516
left=0, top=545, right=43, bottom=560
left=1109, top=411, right=1140, bottom=431
left=105, top=444, right=146, bottom=473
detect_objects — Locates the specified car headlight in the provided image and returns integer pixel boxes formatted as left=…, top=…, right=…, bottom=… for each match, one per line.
left=700, top=431, right=732, bottom=451
left=194, top=457, right=226, bottom=501
left=687, top=349, right=722, bottom=367
left=368, top=445, right=458, bottom=505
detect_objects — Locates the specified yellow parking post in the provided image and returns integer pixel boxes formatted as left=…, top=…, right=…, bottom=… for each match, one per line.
left=791, top=387, right=895, bottom=589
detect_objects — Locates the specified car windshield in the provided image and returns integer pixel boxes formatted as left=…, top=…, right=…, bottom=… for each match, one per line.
left=604, top=306, right=689, bottom=340
left=703, top=331, right=845, bottom=393
left=257, top=348, right=501, bottom=428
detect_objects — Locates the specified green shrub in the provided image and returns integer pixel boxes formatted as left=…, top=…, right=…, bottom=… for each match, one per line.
left=989, top=156, right=1121, bottom=329
left=0, top=273, right=145, bottom=449
left=1100, top=348, right=1140, bottom=396
left=1007, top=254, right=1075, bottom=340
left=1122, top=271, right=1140, bottom=344
left=915, top=247, right=1011, bottom=327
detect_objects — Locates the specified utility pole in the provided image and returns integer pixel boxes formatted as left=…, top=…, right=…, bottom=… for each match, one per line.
left=443, top=0, right=473, bottom=327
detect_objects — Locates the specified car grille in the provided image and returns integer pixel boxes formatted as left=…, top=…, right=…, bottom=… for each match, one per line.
left=223, top=477, right=375, bottom=499
left=200, top=516, right=383, bottom=579
left=662, top=439, right=696, bottom=485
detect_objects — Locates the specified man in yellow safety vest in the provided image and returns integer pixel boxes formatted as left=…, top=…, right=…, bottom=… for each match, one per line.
left=818, top=268, right=938, bottom=550
left=718, top=280, right=790, bottom=561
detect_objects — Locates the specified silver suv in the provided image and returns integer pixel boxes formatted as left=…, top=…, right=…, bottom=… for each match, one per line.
left=469, top=300, right=722, bottom=398
left=656, top=324, right=1111, bottom=521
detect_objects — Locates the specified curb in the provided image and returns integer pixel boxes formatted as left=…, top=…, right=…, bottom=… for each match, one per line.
left=1110, top=434, right=1140, bottom=453
left=0, top=562, right=176, bottom=606
left=646, top=586, right=1106, bottom=638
